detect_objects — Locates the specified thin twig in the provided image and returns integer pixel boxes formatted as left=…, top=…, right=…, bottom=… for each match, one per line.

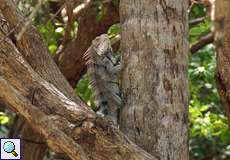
left=62, top=1, right=74, bottom=44
left=49, top=4, right=65, bottom=22
left=16, top=0, right=44, bottom=41
left=73, top=0, right=91, bottom=19
left=55, top=0, right=92, bottom=56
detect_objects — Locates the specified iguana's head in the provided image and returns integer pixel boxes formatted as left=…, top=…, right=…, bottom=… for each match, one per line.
left=92, top=34, right=112, bottom=56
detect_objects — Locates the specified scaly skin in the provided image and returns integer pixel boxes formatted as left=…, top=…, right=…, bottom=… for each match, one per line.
left=84, top=34, right=121, bottom=124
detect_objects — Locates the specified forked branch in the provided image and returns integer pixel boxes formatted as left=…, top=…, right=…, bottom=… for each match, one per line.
left=0, top=31, right=156, bottom=160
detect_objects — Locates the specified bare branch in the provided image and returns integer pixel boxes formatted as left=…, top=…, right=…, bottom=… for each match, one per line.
left=190, top=32, right=214, bottom=54
left=189, top=17, right=205, bottom=27
left=56, top=1, right=76, bottom=55
left=0, top=34, right=157, bottom=160
left=0, top=0, right=77, bottom=99
left=72, top=0, right=91, bottom=18
left=16, top=0, right=44, bottom=41
left=0, top=77, right=88, bottom=160
left=55, top=1, right=119, bottom=86
left=0, top=0, right=82, bottom=158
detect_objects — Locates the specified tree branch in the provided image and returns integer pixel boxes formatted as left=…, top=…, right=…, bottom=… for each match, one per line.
left=0, top=34, right=156, bottom=160
left=16, top=0, right=44, bottom=40
left=0, top=0, right=83, bottom=159
left=190, top=32, right=214, bottom=54
left=54, top=1, right=119, bottom=86
left=189, top=17, right=205, bottom=27
left=0, top=0, right=77, bottom=99
left=0, top=78, right=88, bottom=160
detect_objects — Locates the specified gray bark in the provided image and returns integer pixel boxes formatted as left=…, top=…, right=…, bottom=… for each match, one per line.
left=119, top=0, right=189, bottom=159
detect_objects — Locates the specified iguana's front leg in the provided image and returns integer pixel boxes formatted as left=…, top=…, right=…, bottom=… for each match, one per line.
left=84, top=34, right=122, bottom=125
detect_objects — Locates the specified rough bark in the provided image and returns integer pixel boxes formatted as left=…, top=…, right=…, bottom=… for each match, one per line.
left=214, top=0, right=230, bottom=124
left=119, top=0, right=189, bottom=159
left=0, top=0, right=80, bottom=159
left=1, top=0, right=119, bottom=159
left=54, top=1, right=119, bottom=87
left=0, top=35, right=157, bottom=160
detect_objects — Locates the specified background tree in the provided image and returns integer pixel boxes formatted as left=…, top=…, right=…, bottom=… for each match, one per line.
left=214, top=0, right=230, bottom=124
left=189, top=0, right=230, bottom=159
left=1, top=0, right=230, bottom=160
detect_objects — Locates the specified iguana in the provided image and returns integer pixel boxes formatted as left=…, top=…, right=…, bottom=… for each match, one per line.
left=84, top=34, right=122, bottom=124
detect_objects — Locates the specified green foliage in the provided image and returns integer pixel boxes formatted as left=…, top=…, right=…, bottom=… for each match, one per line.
left=189, top=47, right=230, bottom=159
left=23, top=3, right=230, bottom=159
left=36, top=21, right=63, bottom=54
left=189, top=4, right=206, bottom=19
left=108, top=23, right=121, bottom=38
left=0, top=112, right=9, bottom=138
left=0, top=112, right=9, bottom=125
left=189, top=18, right=211, bottom=43
left=189, top=4, right=230, bottom=160
left=75, top=77, right=96, bottom=110
left=35, top=3, right=79, bottom=55
left=1, top=2, right=229, bottom=159
left=96, top=1, right=107, bottom=22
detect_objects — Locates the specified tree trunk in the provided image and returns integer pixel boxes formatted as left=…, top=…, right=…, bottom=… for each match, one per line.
left=214, top=0, right=230, bottom=124
left=119, top=0, right=189, bottom=159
